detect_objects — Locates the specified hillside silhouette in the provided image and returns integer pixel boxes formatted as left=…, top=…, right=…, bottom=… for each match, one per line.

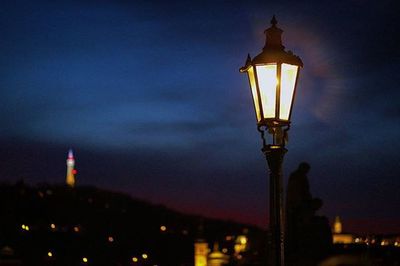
left=0, top=181, right=267, bottom=265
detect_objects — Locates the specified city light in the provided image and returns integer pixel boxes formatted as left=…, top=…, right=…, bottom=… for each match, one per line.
left=47, top=251, right=53, bottom=257
left=82, top=257, right=88, bottom=263
left=21, top=224, right=30, bottom=231
left=225, top=236, right=233, bottom=241
left=73, top=226, right=80, bottom=232
left=108, top=236, right=114, bottom=242
left=50, top=223, right=56, bottom=229
left=142, top=253, right=148, bottom=259
left=160, top=225, right=167, bottom=232
left=132, top=257, right=138, bottom=262
left=234, top=236, right=248, bottom=254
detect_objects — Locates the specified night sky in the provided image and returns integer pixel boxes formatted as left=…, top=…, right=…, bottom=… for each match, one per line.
left=1, top=0, right=399, bottom=234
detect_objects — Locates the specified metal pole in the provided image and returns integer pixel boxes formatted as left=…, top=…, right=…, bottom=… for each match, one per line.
left=263, top=146, right=286, bottom=266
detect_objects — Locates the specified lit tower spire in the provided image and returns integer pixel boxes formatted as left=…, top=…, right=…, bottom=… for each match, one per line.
left=333, top=216, right=342, bottom=234
left=66, top=149, right=76, bottom=187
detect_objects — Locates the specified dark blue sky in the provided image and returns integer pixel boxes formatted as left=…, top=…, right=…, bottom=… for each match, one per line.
left=1, top=0, right=399, bottom=233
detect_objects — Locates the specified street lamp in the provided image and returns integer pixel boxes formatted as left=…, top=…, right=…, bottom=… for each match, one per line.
left=240, top=16, right=302, bottom=266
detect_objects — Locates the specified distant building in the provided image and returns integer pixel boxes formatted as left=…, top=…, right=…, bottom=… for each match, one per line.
left=194, top=238, right=208, bottom=266
left=332, top=216, right=353, bottom=244
left=208, top=243, right=229, bottom=266
left=194, top=240, right=230, bottom=266
left=66, top=149, right=76, bottom=187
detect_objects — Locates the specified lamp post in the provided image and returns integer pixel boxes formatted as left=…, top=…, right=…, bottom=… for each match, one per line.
left=240, top=16, right=302, bottom=266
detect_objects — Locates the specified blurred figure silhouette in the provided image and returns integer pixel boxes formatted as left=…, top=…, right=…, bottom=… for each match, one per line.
left=285, top=162, right=332, bottom=266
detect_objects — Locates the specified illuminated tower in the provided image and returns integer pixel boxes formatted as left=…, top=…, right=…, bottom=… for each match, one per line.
left=194, top=239, right=208, bottom=266
left=66, top=149, right=76, bottom=187
left=332, top=215, right=353, bottom=244
left=333, top=216, right=342, bottom=234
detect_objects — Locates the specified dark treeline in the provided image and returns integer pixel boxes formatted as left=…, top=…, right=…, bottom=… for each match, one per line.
left=0, top=181, right=267, bottom=265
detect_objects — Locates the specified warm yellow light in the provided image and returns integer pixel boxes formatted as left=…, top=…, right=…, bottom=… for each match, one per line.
left=195, top=257, right=207, bottom=266
left=132, top=257, right=138, bottom=262
left=234, top=235, right=248, bottom=254
left=160, top=225, right=167, bottom=232
left=73, top=226, right=80, bottom=232
left=270, top=145, right=281, bottom=149
left=47, top=251, right=53, bottom=257
left=381, top=240, right=389, bottom=246
left=395, top=241, right=399, bottom=247
left=247, top=66, right=261, bottom=122
left=256, top=64, right=277, bottom=119
left=142, top=253, right=148, bottom=259
left=82, top=257, right=88, bottom=263
left=333, top=234, right=353, bottom=244
left=21, top=224, right=31, bottom=231
left=279, top=63, right=298, bottom=120
left=194, top=242, right=208, bottom=266
left=108, top=236, right=114, bottom=242
left=50, top=223, right=56, bottom=229
left=222, top=248, right=228, bottom=253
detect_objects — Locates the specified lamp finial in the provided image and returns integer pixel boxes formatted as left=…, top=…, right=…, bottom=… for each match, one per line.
left=271, top=15, right=277, bottom=26
left=263, top=15, right=284, bottom=51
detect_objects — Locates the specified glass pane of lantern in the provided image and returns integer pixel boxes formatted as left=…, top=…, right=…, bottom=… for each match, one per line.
left=247, top=66, right=261, bottom=122
left=256, top=64, right=277, bottom=119
left=279, top=63, right=298, bottom=120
